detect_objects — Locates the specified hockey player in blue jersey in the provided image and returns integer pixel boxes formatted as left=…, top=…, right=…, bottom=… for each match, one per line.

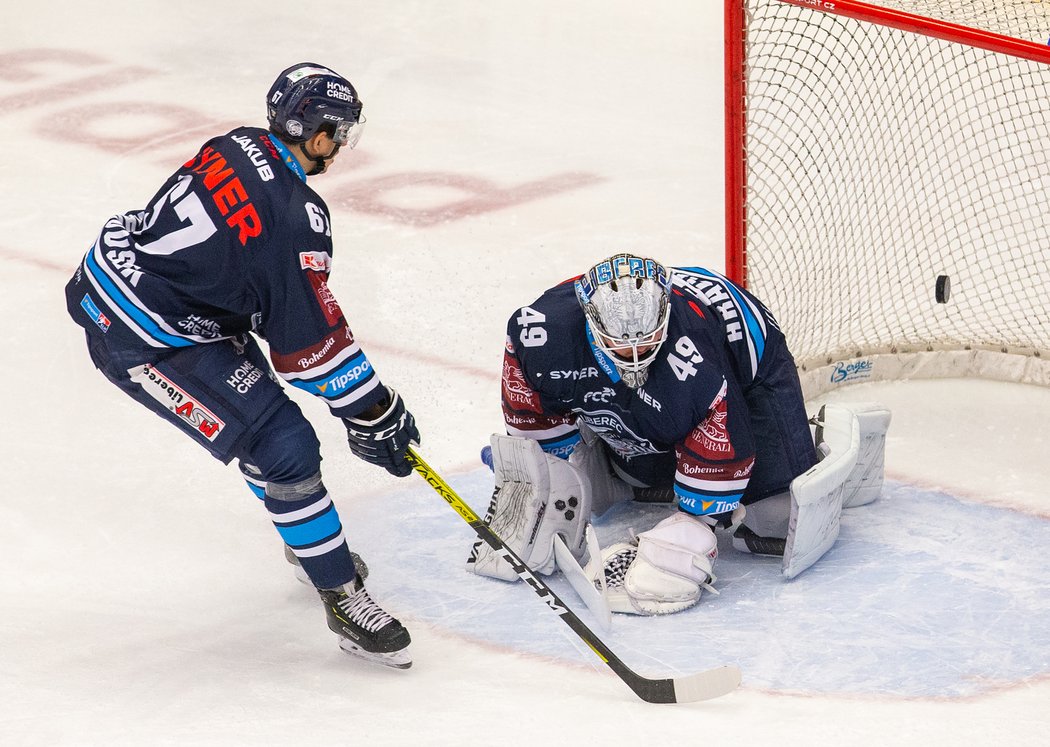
left=64, top=63, right=418, bottom=667
left=470, top=253, right=889, bottom=615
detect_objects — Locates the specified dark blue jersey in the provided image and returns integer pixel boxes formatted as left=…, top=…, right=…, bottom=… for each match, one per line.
left=65, top=127, right=384, bottom=419
left=501, top=266, right=783, bottom=517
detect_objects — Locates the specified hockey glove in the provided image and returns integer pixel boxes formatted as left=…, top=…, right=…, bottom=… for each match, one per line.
left=344, top=388, right=420, bottom=477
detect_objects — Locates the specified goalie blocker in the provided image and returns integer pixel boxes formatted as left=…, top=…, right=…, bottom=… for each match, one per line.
left=467, top=431, right=631, bottom=580
left=469, top=401, right=890, bottom=613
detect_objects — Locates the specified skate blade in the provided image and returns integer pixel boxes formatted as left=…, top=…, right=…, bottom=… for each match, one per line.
left=338, top=638, right=412, bottom=669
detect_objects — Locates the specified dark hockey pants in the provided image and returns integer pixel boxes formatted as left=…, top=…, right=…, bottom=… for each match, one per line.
left=83, top=331, right=358, bottom=589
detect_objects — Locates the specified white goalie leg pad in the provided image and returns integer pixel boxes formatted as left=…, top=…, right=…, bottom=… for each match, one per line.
left=830, top=402, right=892, bottom=508
left=590, top=514, right=719, bottom=616
left=782, top=403, right=859, bottom=579
left=468, top=434, right=592, bottom=582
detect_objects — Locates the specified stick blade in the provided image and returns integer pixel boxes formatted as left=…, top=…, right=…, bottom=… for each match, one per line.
left=553, top=533, right=613, bottom=632
left=672, top=665, right=742, bottom=702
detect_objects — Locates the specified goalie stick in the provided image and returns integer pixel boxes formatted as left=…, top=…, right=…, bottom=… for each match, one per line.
left=405, top=447, right=742, bottom=704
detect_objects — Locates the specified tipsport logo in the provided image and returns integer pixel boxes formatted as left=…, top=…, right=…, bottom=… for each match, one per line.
left=315, top=359, right=372, bottom=396
left=80, top=294, right=111, bottom=333
left=677, top=494, right=740, bottom=517
left=130, top=364, right=225, bottom=442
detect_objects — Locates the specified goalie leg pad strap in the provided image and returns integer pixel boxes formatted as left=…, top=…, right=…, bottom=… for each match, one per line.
left=468, top=434, right=592, bottom=581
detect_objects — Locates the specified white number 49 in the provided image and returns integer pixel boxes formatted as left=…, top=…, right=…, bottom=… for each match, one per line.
left=667, top=335, right=703, bottom=380
left=516, top=306, right=548, bottom=347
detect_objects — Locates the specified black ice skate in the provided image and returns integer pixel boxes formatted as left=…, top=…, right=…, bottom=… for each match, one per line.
left=318, top=576, right=412, bottom=669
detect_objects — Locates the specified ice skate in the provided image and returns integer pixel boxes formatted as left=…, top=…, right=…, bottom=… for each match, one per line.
left=318, top=576, right=412, bottom=669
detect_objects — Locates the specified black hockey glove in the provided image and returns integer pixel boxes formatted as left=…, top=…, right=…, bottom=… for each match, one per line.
left=344, top=388, right=420, bottom=477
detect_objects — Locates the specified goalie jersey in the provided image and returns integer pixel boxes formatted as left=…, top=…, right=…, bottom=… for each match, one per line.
left=64, top=126, right=385, bottom=419
left=502, top=267, right=793, bottom=518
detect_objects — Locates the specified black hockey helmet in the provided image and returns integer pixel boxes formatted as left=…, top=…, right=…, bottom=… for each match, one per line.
left=266, top=63, right=365, bottom=147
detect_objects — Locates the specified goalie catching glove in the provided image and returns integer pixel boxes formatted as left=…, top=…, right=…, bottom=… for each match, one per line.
left=585, top=513, right=719, bottom=616
left=344, top=387, right=420, bottom=477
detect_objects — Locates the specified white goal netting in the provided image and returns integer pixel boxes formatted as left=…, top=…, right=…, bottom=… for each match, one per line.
left=732, top=0, right=1050, bottom=390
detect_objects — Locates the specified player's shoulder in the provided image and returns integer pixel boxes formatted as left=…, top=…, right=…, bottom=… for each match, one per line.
left=508, top=278, right=584, bottom=339
left=643, top=293, right=730, bottom=400
left=184, top=127, right=299, bottom=206
left=506, top=278, right=587, bottom=374
left=521, top=277, right=581, bottom=316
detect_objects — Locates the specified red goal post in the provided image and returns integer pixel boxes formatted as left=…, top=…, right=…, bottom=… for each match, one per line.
left=725, top=0, right=1050, bottom=397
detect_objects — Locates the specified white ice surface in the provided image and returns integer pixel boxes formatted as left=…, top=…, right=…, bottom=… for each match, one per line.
left=2, top=2, right=1049, bottom=746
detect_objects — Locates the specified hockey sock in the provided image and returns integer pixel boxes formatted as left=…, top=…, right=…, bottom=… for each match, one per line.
left=265, top=482, right=356, bottom=590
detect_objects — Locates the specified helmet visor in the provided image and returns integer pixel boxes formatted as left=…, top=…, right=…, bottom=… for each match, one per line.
left=333, top=114, right=366, bottom=148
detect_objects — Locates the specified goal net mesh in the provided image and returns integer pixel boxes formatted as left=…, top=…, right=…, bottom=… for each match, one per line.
left=735, top=0, right=1050, bottom=371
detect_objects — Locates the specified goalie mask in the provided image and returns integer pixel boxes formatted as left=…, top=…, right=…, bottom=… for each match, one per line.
left=574, top=254, right=672, bottom=389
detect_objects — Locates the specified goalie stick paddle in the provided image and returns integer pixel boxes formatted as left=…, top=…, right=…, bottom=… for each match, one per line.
left=405, top=447, right=742, bottom=704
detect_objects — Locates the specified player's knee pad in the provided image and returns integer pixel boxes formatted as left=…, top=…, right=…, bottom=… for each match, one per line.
left=590, top=513, right=719, bottom=616
left=468, top=434, right=595, bottom=581
left=237, top=399, right=322, bottom=486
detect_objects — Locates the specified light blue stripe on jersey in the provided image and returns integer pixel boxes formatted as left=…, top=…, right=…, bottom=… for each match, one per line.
left=540, top=431, right=581, bottom=459
left=275, top=504, right=342, bottom=547
left=83, top=248, right=194, bottom=348
left=289, top=351, right=373, bottom=399
left=268, top=135, right=307, bottom=183
left=681, top=267, right=766, bottom=362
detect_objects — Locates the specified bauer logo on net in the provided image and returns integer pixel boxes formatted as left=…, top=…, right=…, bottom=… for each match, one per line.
left=830, top=358, right=874, bottom=385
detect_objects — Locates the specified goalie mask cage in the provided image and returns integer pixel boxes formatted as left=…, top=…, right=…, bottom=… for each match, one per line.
left=725, top=0, right=1050, bottom=398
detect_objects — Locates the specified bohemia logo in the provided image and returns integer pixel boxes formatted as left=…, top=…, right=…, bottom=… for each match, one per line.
left=131, top=364, right=225, bottom=442
left=502, top=355, right=542, bottom=413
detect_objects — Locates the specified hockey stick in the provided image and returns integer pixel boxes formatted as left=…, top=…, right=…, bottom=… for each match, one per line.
left=405, top=447, right=742, bottom=704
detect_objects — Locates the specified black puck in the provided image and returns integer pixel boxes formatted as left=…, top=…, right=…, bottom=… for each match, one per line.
left=935, top=274, right=951, bottom=303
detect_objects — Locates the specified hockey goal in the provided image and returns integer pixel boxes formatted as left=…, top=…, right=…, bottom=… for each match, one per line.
left=725, top=0, right=1050, bottom=397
